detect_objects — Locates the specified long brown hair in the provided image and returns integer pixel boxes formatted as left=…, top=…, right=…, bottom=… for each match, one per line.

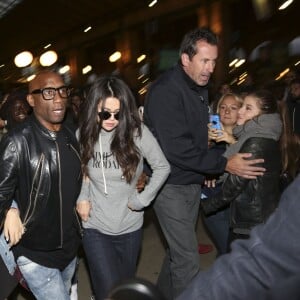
left=79, top=75, right=142, bottom=183
left=278, top=101, right=300, bottom=179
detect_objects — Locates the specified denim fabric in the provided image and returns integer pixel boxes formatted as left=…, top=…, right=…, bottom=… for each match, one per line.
left=17, top=255, right=77, bottom=300
left=83, top=228, right=142, bottom=300
left=203, top=207, right=230, bottom=255
left=0, top=232, right=16, bottom=275
left=0, top=201, right=19, bottom=275
left=154, top=183, right=202, bottom=299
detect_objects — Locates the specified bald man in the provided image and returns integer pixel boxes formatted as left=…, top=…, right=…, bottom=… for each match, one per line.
left=0, top=71, right=82, bottom=299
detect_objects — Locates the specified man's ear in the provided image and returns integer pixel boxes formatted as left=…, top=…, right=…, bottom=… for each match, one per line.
left=27, top=94, right=35, bottom=107
left=181, top=53, right=190, bottom=67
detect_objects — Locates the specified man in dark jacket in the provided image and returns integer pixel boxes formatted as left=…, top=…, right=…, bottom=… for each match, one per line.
left=144, top=27, right=265, bottom=299
left=0, top=71, right=82, bottom=299
left=177, top=174, right=300, bottom=300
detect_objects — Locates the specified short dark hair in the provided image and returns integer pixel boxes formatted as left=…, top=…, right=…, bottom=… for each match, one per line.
left=179, top=27, right=218, bottom=60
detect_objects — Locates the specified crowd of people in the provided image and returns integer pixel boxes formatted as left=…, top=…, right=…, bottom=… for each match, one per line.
left=0, top=27, right=300, bottom=300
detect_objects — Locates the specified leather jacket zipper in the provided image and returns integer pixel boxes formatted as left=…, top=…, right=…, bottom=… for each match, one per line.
left=56, top=141, right=63, bottom=247
left=23, top=154, right=45, bottom=227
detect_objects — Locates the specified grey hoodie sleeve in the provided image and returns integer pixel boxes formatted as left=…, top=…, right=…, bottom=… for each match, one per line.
left=128, top=125, right=170, bottom=210
left=77, top=178, right=90, bottom=203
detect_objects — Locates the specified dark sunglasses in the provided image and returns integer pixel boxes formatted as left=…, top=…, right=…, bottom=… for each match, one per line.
left=98, top=111, right=120, bottom=120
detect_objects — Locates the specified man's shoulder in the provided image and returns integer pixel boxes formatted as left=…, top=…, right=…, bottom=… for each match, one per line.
left=150, top=65, right=182, bottom=90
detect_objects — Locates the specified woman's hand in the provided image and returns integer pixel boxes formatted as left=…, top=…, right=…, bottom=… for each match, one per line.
left=214, top=131, right=236, bottom=144
left=76, top=200, right=91, bottom=222
left=208, top=123, right=223, bottom=141
left=136, top=172, right=148, bottom=192
left=4, top=208, right=24, bottom=247
left=208, top=123, right=236, bottom=144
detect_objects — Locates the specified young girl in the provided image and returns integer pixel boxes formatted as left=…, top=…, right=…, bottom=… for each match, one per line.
left=76, top=75, right=170, bottom=300
left=202, top=90, right=283, bottom=245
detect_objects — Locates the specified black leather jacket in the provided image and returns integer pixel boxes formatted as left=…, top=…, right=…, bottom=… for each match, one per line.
left=0, top=115, right=82, bottom=250
left=202, top=137, right=281, bottom=232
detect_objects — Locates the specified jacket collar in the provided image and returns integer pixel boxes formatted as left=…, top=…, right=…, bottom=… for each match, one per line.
left=30, top=114, right=62, bottom=141
left=176, top=64, right=209, bottom=105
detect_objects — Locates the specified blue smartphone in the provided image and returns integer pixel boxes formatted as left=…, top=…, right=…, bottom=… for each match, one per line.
left=209, top=114, right=222, bottom=131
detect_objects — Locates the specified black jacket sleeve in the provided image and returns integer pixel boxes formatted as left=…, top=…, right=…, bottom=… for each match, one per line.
left=201, top=138, right=265, bottom=215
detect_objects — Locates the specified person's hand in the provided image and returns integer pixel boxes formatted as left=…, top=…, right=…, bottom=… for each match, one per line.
left=208, top=123, right=222, bottom=141
left=214, top=131, right=236, bottom=144
left=204, top=179, right=216, bottom=188
left=225, top=153, right=265, bottom=179
left=136, top=172, right=148, bottom=193
left=4, top=208, right=24, bottom=247
left=76, top=200, right=91, bottom=222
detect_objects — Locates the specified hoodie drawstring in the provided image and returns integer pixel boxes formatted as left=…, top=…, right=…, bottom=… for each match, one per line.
left=99, top=134, right=108, bottom=195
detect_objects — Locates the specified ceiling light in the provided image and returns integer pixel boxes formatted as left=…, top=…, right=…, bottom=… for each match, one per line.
left=229, top=58, right=238, bottom=67
left=109, top=51, right=121, bottom=63
left=59, top=65, right=70, bottom=74
left=235, top=59, right=246, bottom=68
left=44, top=44, right=52, bottom=49
left=27, top=74, right=36, bottom=82
left=148, top=0, right=157, bottom=7
left=39, top=50, right=58, bottom=67
left=0, top=64, right=4, bottom=68
left=278, top=0, right=293, bottom=10
left=137, top=54, right=146, bottom=63
left=14, top=51, right=33, bottom=68
left=82, top=65, right=92, bottom=74
left=84, top=26, right=92, bottom=33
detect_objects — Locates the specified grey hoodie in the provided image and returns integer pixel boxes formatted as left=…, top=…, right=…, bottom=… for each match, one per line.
left=77, top=124, right=170, bottom=235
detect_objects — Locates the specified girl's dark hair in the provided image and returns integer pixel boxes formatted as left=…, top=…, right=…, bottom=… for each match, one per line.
left=179, top=27, right=218, bottom=60
left=79, top=75, right=142, bottom=183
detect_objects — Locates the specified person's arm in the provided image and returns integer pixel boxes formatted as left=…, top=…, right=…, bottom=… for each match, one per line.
left=76, top=176, right=91, bottom=222
left=128, top=125, right=170, bottom=210
left=0, top=139, right=24, bottom=247
left=202, top=138, right=264, bottom=214
left=144, top=83, right=227, bottom=175
left=4, top=205, right=24, bottom=247
left=225, top=153, right=265, bottom=179
left=177, top=174, right=300, bottom=300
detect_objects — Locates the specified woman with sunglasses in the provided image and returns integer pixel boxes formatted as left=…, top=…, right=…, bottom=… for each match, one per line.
left=76, top=75, right=170, bottom=300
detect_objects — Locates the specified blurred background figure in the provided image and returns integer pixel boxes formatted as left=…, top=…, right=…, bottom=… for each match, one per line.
left=282, top=69, right=297, bottom=101
left=0, top=89, right=32, bottom=140
left=210, top=82, right=233, bottom=113
left=64, top=87, right=85, bottom=132
left=286, top=78, right=300, bottom=136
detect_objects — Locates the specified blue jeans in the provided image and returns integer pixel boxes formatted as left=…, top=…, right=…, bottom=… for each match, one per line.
left=83, top=228, right=142, bottom=300
left=203, top=207, right=230, bottom=255
left=154, top=184, right=201, bottom=300
left=16, top=256, right=77, bottom=300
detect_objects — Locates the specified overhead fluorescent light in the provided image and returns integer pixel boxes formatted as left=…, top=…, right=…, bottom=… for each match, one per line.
left=278, top=0, right=293, bottom=10
left=148, top=0, right=157, bottom=8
